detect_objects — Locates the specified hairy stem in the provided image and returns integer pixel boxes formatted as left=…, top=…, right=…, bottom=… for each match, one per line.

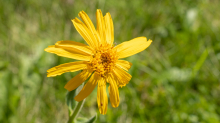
left=67, top=99, right=86, bottom=123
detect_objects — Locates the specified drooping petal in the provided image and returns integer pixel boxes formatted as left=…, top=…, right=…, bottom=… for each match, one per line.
left=112, top=65, right=132, bottom=88
left=64, top=69, right=92, bottom=91
left=74, top=73, right=101, bottom=101
left=97, top=78, right=108, bottom=114
left=108, top=74, right=120, bottom=108
left=114, top=37, right=152, bottom=58
left=78, top=11, right=101, bottom=45
left=104, top=13, right=114, bottom=45
left=44, top=45, right=91, bottom=61
left=96, top=9, right=106, bottom=44
left=116, top=60, right=132, bottom=71
left=55, top=40, right=94, bottom=55
left=72, top=18, right=98, bottom=49
left=47, top=61, right=87, bottom=77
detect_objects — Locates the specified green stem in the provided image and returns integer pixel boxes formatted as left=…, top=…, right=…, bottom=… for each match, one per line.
left=67, top=99, right=86, bottom=123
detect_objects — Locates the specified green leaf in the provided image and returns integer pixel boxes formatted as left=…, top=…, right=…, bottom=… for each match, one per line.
left=85, top=114, right=97, bottom=123
left=192, top=48, right=208, bottom=77
left=76, top=117, right=88, bottom=122
left=66, top=89, right=77, bottom=110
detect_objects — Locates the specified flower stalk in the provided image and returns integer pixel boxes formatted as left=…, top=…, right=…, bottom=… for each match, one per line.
left=67, top=98, right=86, bottom=123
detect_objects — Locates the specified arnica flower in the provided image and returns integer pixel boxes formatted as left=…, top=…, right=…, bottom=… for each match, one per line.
left=45, top=9, right=152, bottom=114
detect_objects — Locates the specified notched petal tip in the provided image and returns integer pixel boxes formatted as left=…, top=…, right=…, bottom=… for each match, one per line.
left=71, top=17, right=80, bottom=24
left=78, top=10, right=85, bottom=16
left=71, top=19, right=75, bottom=23
left=78, top=11, right=89, bottom=21
left=96, top=9, right=102, bottom=12
left=145, top=37, right=153, bottom=44
left=55, top=41, right=62, bottom=46
left=148, top=39, right=153, bottom=43
left=105, top=12, right=111, bottom=17
left=111, top=103, right=119, bottom=108
left=100, top=109, right=107, bottom=115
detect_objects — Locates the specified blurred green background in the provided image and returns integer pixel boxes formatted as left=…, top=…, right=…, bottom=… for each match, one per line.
left=0, top=0, right=220, bottom=123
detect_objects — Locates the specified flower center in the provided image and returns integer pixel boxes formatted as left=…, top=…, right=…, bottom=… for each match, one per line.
left=88, top=44, right=118, bottom=76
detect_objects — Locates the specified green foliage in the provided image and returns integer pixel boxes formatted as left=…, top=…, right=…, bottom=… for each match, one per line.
left=85, top=115, right=97, bottom=123
left=66, top=89, right=77, bottom=111
left=76, top=115, right=97, bottom=123
left=0, top=0, right=220, bottom=123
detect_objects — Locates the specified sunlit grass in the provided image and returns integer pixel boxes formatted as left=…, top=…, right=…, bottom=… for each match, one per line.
left=0, top=0, right=220, bottom=123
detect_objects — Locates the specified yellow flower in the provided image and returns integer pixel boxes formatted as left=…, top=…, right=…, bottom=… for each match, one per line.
left=45, top=9, right=152, bottom=114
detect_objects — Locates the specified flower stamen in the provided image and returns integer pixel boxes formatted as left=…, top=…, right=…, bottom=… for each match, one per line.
left=88, top=44, right=118, bottom=76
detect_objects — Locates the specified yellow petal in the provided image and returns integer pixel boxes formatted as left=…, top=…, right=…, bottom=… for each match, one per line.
left=104, top=13, right=114, bottom=45
left=72, top=18, right=98, bottom=49
left=116, top=60, right=132, bottom=71
left=47, top=61, right=87, bottom=77
left=64, top=69, right=92, bottom=91
left=74, top=73, right=100, bottom=101
left=97, top=79, right=108, bottom=114
left=55, top=40, right=93, bottom=55
left=108, top=74, right=120, bottom=108
left=78, top=11, right=96, bottom=34
left=78, top=11, right=101, bottom=45
left=114, top=37, right=152, bottom=58
left=96, top=9, right=106, bottom=44
left=44, top=45, right=91, bottom=61
left=113, top=65, right=132, bottom=88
